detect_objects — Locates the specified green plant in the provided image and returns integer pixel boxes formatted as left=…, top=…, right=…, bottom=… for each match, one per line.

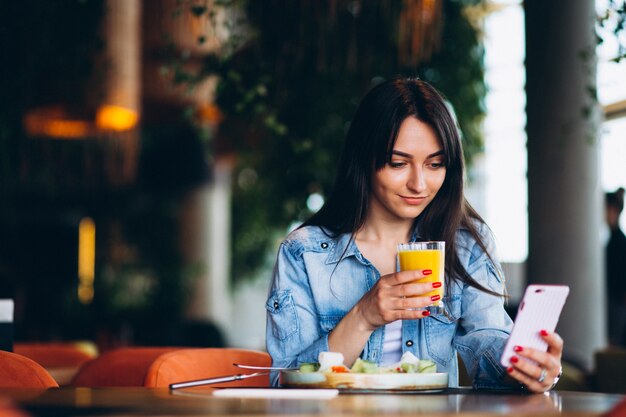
left=597, top=0, right=626, bottom=63
left=171, top=0, right=488, bottom=284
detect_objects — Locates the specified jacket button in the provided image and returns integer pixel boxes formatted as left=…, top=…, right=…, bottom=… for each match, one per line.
left=273, top=301, right=279, bottom=309
left=405, top=340, right=414, bottom=347
left=321, top=242, right=328, bottom=249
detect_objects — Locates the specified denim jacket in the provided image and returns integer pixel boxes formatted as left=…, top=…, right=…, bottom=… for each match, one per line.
left=265, top=223, right=515, bottom=389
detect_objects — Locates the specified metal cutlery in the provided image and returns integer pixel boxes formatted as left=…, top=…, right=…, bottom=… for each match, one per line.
left=233, top=363, right=299, bottom=371
left=169, top=363, right=301, bottom=390
left=169, top=371, right=270, bottom=390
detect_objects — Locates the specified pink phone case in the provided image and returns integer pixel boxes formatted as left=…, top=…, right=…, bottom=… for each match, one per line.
left=500, top=284, right=570, bottom=368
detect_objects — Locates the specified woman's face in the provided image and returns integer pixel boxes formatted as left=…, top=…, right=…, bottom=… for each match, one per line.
left=369, top=117, right=447, bottom=222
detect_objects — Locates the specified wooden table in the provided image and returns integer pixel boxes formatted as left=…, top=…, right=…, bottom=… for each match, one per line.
left=1, top=387, right=624, bottom=417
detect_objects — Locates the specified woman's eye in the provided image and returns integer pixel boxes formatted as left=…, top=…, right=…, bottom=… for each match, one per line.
left=428, top=161, right=445, bottom=169
left=389, top=161, right=406, bottom=168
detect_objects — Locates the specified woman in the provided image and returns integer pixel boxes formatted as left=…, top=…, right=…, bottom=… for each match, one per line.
left=265, top=77, right=563, bottom=392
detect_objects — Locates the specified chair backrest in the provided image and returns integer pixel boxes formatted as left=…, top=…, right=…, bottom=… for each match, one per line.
left=71, top=347, right=181, bottom=387
left=0, top=350, right=59, bottom=388
left=14, top=342, right=96, bottom=368
left=144, top=348, right=271, bottom=388
left=593, top=348, right=626, bottom=393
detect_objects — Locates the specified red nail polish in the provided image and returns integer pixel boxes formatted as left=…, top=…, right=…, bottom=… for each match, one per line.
left=423, top=269, right=432, bottom=275
left=507, top=367, right=514, bottom=373
left=540, top=329, right=549, bottom=336
left=514, top=345, right=523, bottom=352
left=432, top=282, right=442, bottom=288
left=431, top=295, right=441, bottom=302
left=510, top=356, right=519, bottom=363
left=422, top=310, right=430, bottom=317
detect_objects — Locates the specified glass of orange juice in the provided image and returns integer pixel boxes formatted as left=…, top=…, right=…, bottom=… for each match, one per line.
left=397, top=241, right=445, bottom=314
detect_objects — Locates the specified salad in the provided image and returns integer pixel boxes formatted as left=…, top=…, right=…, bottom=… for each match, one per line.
left=298, top=351, right=437, bottom=374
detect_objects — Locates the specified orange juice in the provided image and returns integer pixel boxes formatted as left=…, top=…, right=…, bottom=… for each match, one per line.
left=397, top=243, right=445, bottom=305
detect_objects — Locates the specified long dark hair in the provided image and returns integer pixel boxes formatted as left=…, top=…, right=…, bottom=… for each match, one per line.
left=303, top=77, right=502, bottom=296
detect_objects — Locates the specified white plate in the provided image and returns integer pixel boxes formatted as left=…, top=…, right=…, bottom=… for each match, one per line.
left=280, top=371, right=448, bottom=391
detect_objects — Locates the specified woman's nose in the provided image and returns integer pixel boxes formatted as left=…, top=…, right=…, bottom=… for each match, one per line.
left=407, top=167, right=426, bottom=192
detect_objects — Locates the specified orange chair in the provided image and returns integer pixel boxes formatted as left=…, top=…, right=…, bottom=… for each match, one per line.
left=0, top=350, right=59, bottom=388
left=14, top=342, right=97, bottom=368
left=144, top=348, right=271, bottom=388
left=14, top=341, right=97, bottom=386
left=71, top=347, right=181, bottom=387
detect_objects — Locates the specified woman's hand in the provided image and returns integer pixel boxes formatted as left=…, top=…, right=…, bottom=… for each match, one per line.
left=329, top=269, right=439, bottom=366
left=505, top=330, right=564, bottom=393
left=354, top=269, right=440, bottom=331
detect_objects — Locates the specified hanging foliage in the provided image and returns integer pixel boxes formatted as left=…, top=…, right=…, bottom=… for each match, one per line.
left=162, top=0, right=487, bottom=284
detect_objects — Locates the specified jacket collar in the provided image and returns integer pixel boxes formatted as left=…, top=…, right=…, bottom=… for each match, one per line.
left=324, top=222, right=423, bottom=265
left=325, top=232, right=359, bottom=264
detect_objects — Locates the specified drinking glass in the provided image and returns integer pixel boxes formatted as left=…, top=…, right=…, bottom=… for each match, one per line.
left=397, top=241, right=445, bottom=314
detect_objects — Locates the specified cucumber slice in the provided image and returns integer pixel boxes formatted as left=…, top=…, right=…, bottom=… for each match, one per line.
left=418, top=359, right=437, bottom=373
left=299, top=362, right=320, bottom=373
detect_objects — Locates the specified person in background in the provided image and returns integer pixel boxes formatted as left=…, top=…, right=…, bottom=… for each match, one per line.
left=265, top=77, right=563, bottom=392
left=606, top=187, right=626, bottom=347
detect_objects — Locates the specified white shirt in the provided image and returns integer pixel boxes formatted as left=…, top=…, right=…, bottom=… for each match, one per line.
left=380, top=320, right=402, bottom=365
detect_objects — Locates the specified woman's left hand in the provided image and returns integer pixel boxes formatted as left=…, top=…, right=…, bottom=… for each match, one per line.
left=505, top=329, right=564, bottom=393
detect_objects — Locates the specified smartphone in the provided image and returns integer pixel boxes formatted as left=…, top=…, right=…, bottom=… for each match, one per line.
left=500, top=284, right=570, bottom=367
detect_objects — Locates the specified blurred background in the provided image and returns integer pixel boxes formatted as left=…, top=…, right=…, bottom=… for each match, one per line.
left=0, top=0, right=625, bottom=388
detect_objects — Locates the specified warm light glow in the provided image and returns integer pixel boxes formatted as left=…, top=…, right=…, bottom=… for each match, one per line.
left=78, top=217, right=96, bottom=305
left=23, top=104, right=138, bottom=139
left=44, top=120, right=90, bottom=138
left=96, top=104, right=139, bottom=131
left=23, top=107, right=90, bottom=139
left=78, top=284, right=95, bottom=305
left=197, top=103, right=223, bottom=124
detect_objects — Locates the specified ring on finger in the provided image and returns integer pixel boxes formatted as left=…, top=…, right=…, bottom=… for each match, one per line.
left=537, top=368, right=547, bottom=383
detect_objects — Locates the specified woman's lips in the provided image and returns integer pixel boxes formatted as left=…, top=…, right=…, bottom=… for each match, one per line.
left=400, top=195, right=427, bottom=205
